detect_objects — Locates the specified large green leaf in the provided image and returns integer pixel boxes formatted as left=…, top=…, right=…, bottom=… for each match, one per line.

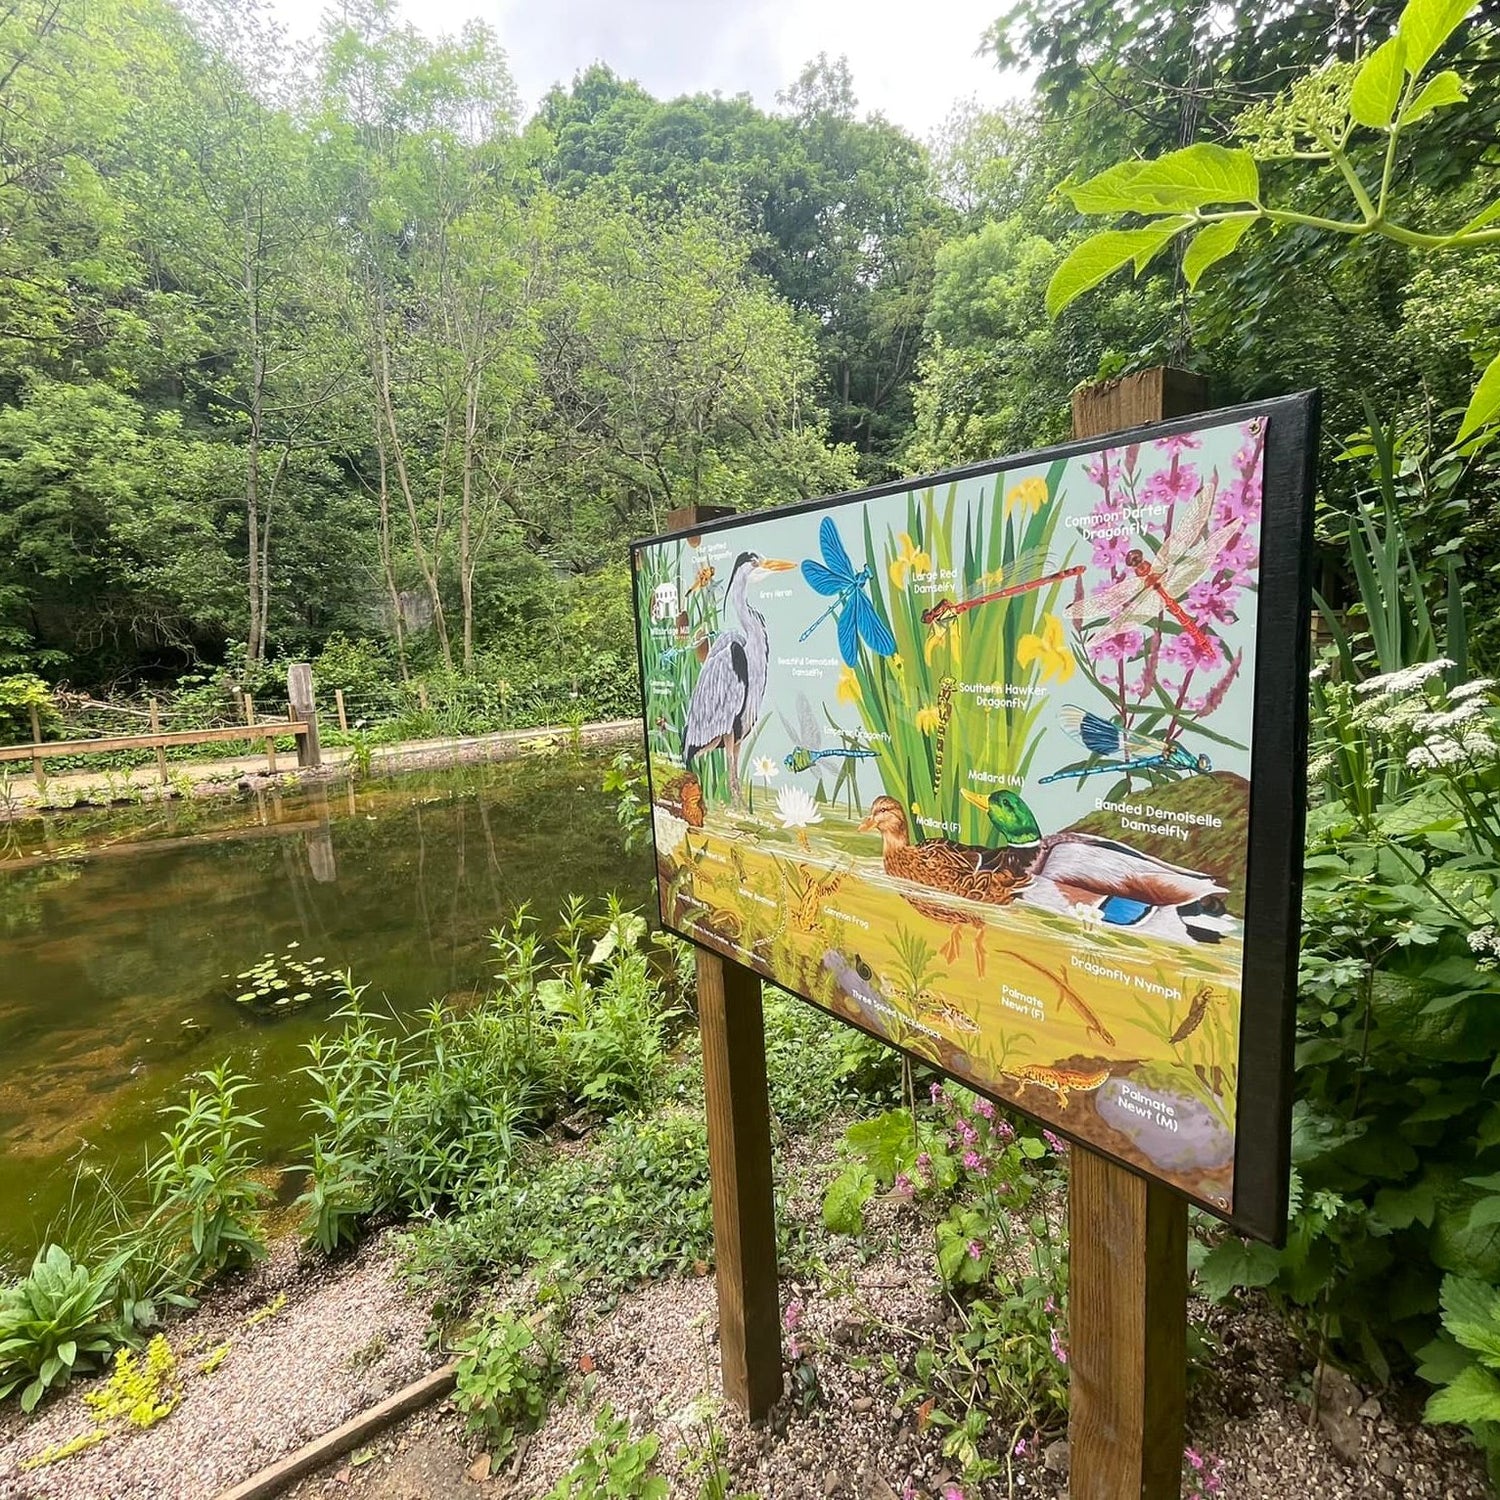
left=1400, top=69, right=1468, bottom=125
left=1066, top=160, right=1150, bottom=214
left=1195, top=1237, right=1282, bottom=1301
left=1441, top=1275, right=1500, bottom=1363
left=1426, top=1364, right=1500, bottom=1425
left=1181, top=217, right=1255, bottom=288
left=1350, top=37, right=1407, bottom=127
left=1045, top=219, right=1190, bottom=315
left=1397, top=0, right=1477, bottom=78
left=1457, top=351, right=1500, bottom=442
left=1122, top=144, right=1260, bottom=212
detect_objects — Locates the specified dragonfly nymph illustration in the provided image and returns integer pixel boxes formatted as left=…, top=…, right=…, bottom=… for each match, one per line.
left=1040, top=706, right=1212, bottom=784
left=799, top=515, right=897, bottom=668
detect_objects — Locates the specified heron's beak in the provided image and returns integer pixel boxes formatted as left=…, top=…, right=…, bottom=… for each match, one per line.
left=759, top=558, right=795, bottom=572
left=959, top=789, right=990, bottom=813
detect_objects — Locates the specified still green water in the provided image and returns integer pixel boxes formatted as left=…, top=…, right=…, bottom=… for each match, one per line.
left=0, top=750, right=647, bottom=1263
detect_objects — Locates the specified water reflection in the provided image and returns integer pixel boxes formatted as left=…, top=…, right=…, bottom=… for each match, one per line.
left=0, top=750, right=648, bottom=1259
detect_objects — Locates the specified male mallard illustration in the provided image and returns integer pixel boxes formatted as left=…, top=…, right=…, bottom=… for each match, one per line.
left=857, top=795, right=1033, bottom=974
left=959, top=787, right=1231, bottom=944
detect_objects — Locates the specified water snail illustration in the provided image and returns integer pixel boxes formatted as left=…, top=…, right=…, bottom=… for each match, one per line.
left=682, top=550, right=796, bottom=803
left=799, top=515, right=897, bottom=668
left=957, top=787, right=1232, bottom=944
left=1040, top=705, right=1212, bottom=784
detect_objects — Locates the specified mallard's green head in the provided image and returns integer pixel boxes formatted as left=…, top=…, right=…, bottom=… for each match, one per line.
left=960, top=787, right=1042, bottom=846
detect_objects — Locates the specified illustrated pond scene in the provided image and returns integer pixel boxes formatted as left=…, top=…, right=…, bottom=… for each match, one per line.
left=2, top=0, right=1500, bottom=1495
left=636, top=415, right=1268, bottom=1220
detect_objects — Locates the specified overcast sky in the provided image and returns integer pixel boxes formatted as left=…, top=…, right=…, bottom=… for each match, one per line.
left=270, top=0, right=1024, bottom=141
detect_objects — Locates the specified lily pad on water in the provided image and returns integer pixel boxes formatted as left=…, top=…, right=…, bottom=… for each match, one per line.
left=226, top=945, right=340, bottom=1017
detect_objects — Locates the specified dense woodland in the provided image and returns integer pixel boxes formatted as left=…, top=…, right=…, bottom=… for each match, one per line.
left=0, top=0, right=1494, bottom=714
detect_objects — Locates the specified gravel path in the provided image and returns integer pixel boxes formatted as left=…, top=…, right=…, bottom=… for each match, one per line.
left=1, top=1141, right=1490, bottom=1499
left=0, top=1234, right=442, bottom=1500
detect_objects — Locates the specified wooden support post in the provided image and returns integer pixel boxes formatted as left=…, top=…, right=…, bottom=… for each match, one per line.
left=1066, top=366, right=1204, bottom=1499
left=29, top=702, right=42, bottom=783
left=335, top=688, right=349, bottom=735
left=244, top=693, right=276, bottom=775
left=287, top=663, right=321, bottom=769
left=665, top=502, right=782, bottom=1421
left=149, top=699, right=168, bottom=785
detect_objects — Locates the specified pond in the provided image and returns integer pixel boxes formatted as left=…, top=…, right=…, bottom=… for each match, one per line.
left=0, top=749, right=648, bottom=1265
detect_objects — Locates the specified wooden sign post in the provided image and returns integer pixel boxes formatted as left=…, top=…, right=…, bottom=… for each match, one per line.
left=665, top=504, right=783, bottom=1420
left=1066, top=368, right=1205, bottom=1499
left=638, top=385, right=1314, bottom=1465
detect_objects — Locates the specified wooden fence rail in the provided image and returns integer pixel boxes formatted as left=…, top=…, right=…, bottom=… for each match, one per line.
left=1, top=665, right=321, bottom=782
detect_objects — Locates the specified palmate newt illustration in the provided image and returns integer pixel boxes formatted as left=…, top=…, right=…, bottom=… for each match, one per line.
left=1004, top=1062, right=1112, bottom=1109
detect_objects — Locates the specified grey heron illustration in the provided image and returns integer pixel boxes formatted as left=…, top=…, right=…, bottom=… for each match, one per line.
left=682, top=550, right=794, bottom=804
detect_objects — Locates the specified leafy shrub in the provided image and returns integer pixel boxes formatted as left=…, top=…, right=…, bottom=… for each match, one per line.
left=147, top=1065, right=268, bottom=1282
left=403, top=1108, right=713, bottom=1307
left=764, top=994, right=902, bottom=1134
left=0, top=1245, right=125, bottom=1411
left=453, top=1309, right=558, bottom=1462
left=546, top=1404, right=667, bottom=1500
left=0, top=672, right=54, bottom=745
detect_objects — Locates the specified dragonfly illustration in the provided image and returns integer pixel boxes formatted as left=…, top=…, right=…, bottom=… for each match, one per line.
left=784, top=745, right=876, bottom=772
left=921, top=547, right=1086, bottom=629
left=658, top=637, right=708, bottom=668
left=1039, top=705, right=1212, bottom=784
left=1084, top=478, right=1240, bottom=655
left=776, top=695, right=869, bottom=815
left=799, top=515, right=897, bottom=667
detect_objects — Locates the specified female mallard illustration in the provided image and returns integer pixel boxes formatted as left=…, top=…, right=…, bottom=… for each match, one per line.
left=959, top=787, right=1231, bottom=944
left=857, top=795, right=1033, bottom=974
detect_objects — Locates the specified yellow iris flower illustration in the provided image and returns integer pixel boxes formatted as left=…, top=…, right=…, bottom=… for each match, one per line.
left=1016, top=614, right=1075, bottom=683
left=915, top=705, right=942, bottom=734
left=836, top=666, right=861, bottom=702
left=1005, top=476, right=1049, bottom=515
left=888, top=532, right=931, bottom=590
left=924, top=622, right=953, bottom=665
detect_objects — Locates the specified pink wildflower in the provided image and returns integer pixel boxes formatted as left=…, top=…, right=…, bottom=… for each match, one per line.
left=962, top=1149, right=983, bottom=1171
left=929, top=1082, right=945, bottom=1104
left=958, top=1120, right=978, bottom=1146
left=1143, top=461, right=1200, bottom=509
left=1089, top=626, right=1144, bottom=664
left=1155, top=431, right=1200, bottom=457
left=1214, top=528, right=1259, bottom=574
left=1185, top=1446, right=1204, bottom=1471
left=783, top=1299, right=804, bottom=1332
left=974, top=1097, right=995, bottom=1120
left=902, top=1482, right=919, bottom=1500
left=1161, top=630, right=1222, bottom=672
left=942, top=1485, right=966, bottom=1500
left=1014, top=1437, right=1029, bottom=1457
left=1184, top=576, right=1240, bottom=624
left=893, top=1172, right=914, bottom=1198
left=1044, top=1296, right=1056, bottom=1314
left=1050, top=1328, right=1069, bottom=1364
left=1043, top=1130, right=1068, bottom=1154
left=916, top=1151, right=932, bottom=1172
left=1090, top=528, right=1131, bottom=573
left=966, top=1239, right=984, bottom=1260
left=787, top=1335, right=804, bottom=1360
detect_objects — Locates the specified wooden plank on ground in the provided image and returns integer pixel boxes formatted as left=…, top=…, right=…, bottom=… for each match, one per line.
left=212, top=1362, right=457, bottom=1500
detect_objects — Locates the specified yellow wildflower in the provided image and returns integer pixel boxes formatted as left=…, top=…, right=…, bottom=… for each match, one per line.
left=888, top=532, right=931, bottom=590
left=924, top=620, right=955, bottom=665
left=1016, top=614, right=1075, bottom=684
left=1005, top=475, right=1050, bottom=515
left=915, top=705, right=942, bottom=734
left=836, top=667, right=861, bottom=703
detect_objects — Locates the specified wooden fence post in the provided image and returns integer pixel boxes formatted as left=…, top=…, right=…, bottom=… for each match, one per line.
left=335, top=688, right=349, bottom=735
left=148, top=699, right=168, bottom=785
left=665, top=502, right=783, bottom=1420
left=1067, top=366, right=1205, bottom=1499
left=288, top=663, right=321, bottom=769
left=244, top=692, right=277, bottom=775
left=28, top=702, right=42, bottom=783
